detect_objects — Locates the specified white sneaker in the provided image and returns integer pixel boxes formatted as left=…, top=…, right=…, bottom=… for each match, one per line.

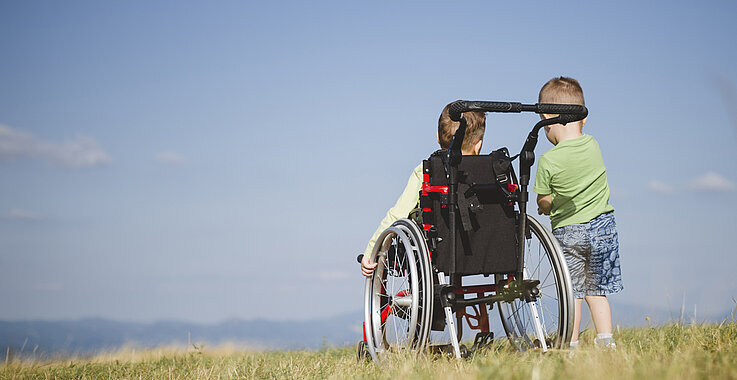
left=567, top=340, right=579, bottom=357
left=594, top=335, right=617, bottom=351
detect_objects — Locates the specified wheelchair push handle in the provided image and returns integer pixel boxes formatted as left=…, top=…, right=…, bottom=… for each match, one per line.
left=448, top=100, right=587, bottom=123
left=535, top=103, right=588, bottom=119
left=448, top=101, right=524, bottom=119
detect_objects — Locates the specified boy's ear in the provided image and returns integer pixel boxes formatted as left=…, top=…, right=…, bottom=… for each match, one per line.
left=472, top=139, right=483, bottom=155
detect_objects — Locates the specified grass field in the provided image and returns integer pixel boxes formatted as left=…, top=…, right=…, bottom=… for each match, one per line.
left=2, top=322, right=736, bottom=379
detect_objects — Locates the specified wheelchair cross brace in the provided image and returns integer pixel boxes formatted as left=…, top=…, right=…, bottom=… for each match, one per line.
left=444, top=279, right=541, bottom=308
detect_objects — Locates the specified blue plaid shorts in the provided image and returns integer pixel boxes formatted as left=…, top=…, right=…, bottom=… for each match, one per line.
left=552, top=212, right=623, bottom=298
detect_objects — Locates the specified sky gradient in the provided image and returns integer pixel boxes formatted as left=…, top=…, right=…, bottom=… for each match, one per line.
left=1, top=1, right=736, bottom=324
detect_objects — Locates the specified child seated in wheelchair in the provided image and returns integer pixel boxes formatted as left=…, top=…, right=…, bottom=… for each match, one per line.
left=360, top=101, right=486, bottom=277
left=534, top=77, right=622, bottom=350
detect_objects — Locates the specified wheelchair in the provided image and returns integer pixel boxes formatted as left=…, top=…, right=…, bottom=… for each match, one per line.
left=358, top=101, right=588, bottom=362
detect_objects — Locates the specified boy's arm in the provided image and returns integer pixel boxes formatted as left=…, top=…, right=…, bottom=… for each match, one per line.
left=537, top=194, right=552, bottom=215
left=533, top=154, right=553, bottom=216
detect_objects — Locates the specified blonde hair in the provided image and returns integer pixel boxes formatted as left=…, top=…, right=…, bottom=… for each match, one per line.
left=539, top=76, right=585, bottom=106
left=438, top=101, right=486, bottom=151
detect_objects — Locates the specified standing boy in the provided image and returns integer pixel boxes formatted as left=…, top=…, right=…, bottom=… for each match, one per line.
left=361, top=101, right=486, bottom=277
left=534, top=77, right=622, bottom=350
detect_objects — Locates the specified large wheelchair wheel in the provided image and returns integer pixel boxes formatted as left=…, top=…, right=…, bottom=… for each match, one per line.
left=497, top=215, right=574, bottom=351
left=364, top=219, right=433, bottom=363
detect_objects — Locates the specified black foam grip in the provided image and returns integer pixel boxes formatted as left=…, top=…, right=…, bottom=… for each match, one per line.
left=535, top=103, right=588, bottom=116
left=468, top=101, right=522, bottom=113
left=557, top=113, right=587, bottom=124
left=448, top=101, right=524, bottom=121
left=448, top=101, right=468, bottom=121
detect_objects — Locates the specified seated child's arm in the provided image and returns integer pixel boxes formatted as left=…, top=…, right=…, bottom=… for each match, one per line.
left=361, top=164, right=423, bottom=277
left=537, top=194, right=552, bottom=215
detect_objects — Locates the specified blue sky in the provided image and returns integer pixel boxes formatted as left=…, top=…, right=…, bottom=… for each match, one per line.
left=1, top=1, right=736, bottom=324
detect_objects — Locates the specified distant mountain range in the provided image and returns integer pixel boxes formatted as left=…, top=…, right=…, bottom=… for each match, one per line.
left=2, top=302, right=733, bottom=357
left=0, top=312, right=364, bottom=357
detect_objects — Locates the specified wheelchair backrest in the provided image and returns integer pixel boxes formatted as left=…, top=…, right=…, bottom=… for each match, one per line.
left=420, top=149, right=520, bottom=275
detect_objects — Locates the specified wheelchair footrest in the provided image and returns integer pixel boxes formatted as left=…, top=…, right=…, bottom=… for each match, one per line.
left=428, top=343, right=469, bottom=358
left=470, top=332, right=494, bottom=352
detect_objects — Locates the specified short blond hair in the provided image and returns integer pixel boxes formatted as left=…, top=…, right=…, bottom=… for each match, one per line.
left=539, top=76, right=585, bottom=106
left=438, top=101, right=486, bottom=151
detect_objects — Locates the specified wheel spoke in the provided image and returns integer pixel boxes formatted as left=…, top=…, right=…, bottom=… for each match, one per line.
left=497, top=216, right=572, bottom=351
left=541, top=269, right=553, bottom=286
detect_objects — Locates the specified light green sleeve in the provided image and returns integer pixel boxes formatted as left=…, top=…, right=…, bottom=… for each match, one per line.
left=363, top=164, right=423, bottom=257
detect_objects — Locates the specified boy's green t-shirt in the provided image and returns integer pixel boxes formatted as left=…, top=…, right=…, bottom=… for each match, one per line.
left=533, top=134, right=614, bottom=230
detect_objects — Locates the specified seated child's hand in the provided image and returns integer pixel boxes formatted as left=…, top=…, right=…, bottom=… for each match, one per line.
left=361, top=254, right=378, bottom=277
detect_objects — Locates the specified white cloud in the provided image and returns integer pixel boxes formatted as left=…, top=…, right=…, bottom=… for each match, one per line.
left=647, top=180, right=675, bottom=194
left=9, top=208, right=44, bottom=221
left=155, top=151, right=186, bottom=165
left=0, top=124, right=110, bottom=168
left=688, top=172, right=737, bottom=192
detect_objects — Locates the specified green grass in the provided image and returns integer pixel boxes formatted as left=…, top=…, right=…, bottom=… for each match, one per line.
left=2, top=323, right=737, bottom=379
